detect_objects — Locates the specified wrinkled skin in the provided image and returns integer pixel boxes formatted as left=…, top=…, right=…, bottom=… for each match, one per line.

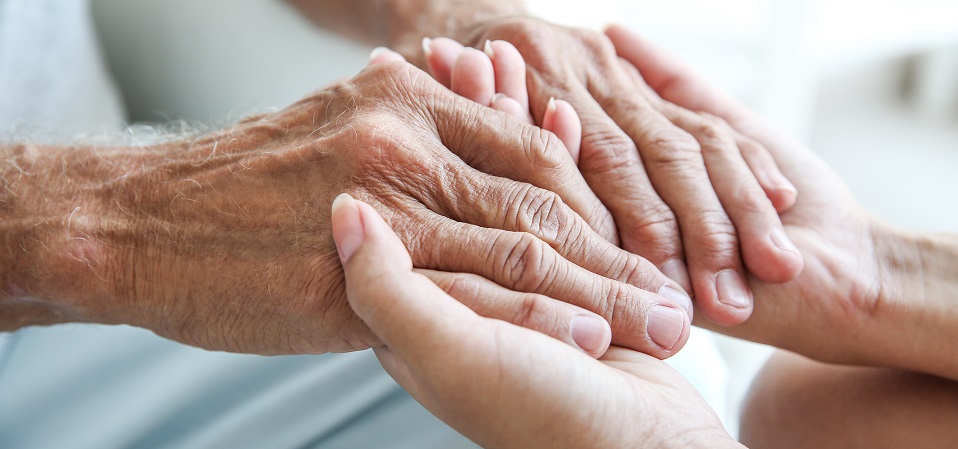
left=333, top=194, right=742, bottom=449
left=17, top=62, right=689, bottom=357
left=449, top=16, right=805, bottom=326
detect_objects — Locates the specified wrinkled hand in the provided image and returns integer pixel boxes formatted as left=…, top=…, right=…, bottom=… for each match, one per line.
left=28, top=61, right=692, bottom=357
left=605, top=26, right=922, bottom=368
left=332, top=194, right=742, bottom=449
left=423, top=17, right=806, bottom=326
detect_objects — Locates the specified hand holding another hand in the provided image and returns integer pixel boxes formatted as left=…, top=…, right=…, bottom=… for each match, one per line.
left=424, top=17, right=805, bottom=326
left=13, top=60, right=692, bottom=358
left=606, top=25, right=958, bottom=380
left=332, top=193, right=742, bottom=449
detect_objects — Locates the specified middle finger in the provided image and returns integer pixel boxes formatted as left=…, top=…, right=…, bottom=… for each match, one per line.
left=589, top=68, right=754, bottom=325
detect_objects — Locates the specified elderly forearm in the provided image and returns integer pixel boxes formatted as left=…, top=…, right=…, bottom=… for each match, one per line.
left=0, top=140, right=195, bottom=331
left=287, top=0, right=526, bottom=63
left=1, top=143, right=111, bottom=329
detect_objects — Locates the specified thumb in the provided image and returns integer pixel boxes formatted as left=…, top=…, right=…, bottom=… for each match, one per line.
left=330, top=193, right=480, bottom=355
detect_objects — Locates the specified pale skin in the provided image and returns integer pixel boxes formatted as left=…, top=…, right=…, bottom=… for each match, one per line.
left=289, top=0, right=806, bottom=327
left=332, top=192, right=744, bottom=449
left=360, top=27, right=958, bottom=447
left=602, top=26, right=958, bottom=381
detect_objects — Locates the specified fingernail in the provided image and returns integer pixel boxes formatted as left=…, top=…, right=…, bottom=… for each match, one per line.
left=716, top=270, right=751, bottom=309
left=571, top=314, right=610, bottom=355
left=658, top=285, right=693, bottom=321
left=770, top=228, right=801, bottom=257
left=647, top=306, right=686, bottom=350
left=331, top=193, right=364, bottom=264
left=421, top=37, right=433, bottom=58
left=543, top=97, right=557, bottom=129
left=659, top=259, right=693, bottom=295
left=545, top=96, right=557, bottom=116
left=483, top=39, right=495, bottom=59
left=369, top=46, right=391, bottom=62
left=491, top=92, right=507, bottom=104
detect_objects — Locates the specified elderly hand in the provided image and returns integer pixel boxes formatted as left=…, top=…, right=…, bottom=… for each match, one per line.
left=3, top=61, right=692, bottom=357
left=427, top=17, right=806, bottom=327
left=332, top=193, right=743, bottom=449
left=289, top=1, right=804, bottom=326
left=607, top=26, right=958, bottom=380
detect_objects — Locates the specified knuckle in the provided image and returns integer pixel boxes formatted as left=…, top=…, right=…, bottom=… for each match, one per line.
left=693, top=121, right=727, bottom=147
left=512, top=292, right=556, bottom=332
left=492, top=232, right=555, bottom=292
left=356, top=62, right=444, bottom=119
left=581, top=127, right=640, bottom=174
left=360, top=61, right=422, bottom=93
left=337, top=116, right=412, bottom=170
left=486, top=16, right=550, bottom=49
left=622, top=203, right=682, bottom=259
left=434, top=272, right=483, bottom=300
left=517, top=186, right=570, bottom=242
left=521, top=125, right=566, bottom=171
left=608, top=251, right=660, bottom=289
left=632, top=202, right=680, bottom=239
left=645, top=128, right=701, bottom=164
left=701, top=112, right=732, bottom=131
left=599, top=279, right=626, bottom=329
left=731, top=182, right=774, bottom=215
left=688, top=213, right=740, bottom=262
left=736, top=135, right=766, bottom=159
left=576, top=29, right=617, bottom=57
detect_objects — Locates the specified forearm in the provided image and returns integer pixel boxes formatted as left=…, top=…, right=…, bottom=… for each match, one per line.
left=0, top=141, right=180, bottom=331
left=3, top=143, right=111, bottom=329
left=287, top=0, right=526, bottom=65
left=874, top=226, right=958, bottom=380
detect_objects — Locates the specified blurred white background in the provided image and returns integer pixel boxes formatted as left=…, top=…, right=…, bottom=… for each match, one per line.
left=15, top=0, right=958, bottom=438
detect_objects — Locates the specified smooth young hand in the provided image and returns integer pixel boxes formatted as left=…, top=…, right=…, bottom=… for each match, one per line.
left=332, top=193, right=743, bottom=449
left=606, top=25, right=958, bottom=380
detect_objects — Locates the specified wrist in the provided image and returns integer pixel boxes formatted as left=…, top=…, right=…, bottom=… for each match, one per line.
left=0, top=142, right=171, bottom=330
left=871, top=221, right=958, bottom=379
left=0, top=144, right=89, bottom=329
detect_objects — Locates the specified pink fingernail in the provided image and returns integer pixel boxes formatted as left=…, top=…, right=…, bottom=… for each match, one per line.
left=421, top=37, right=433, bottom=59
left=647, top=305, right=686, bottom=350
left=331, top=193, right=364, bottom=264
left=483, top=39, right=495, bottom=59
left=542, top=96, right=557, bottom=130
left=716, top=270, right=750, bottom=309
left=571, top=314, right=611, bottom=355
left=369, top=47, right=390, bottom=62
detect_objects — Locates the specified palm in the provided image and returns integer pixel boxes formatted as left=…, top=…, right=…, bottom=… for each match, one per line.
left=379, top=329, right=733, bottom=449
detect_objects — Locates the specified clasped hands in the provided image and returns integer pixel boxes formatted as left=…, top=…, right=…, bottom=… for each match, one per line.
left=8, top=17, right=918, bottom=449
